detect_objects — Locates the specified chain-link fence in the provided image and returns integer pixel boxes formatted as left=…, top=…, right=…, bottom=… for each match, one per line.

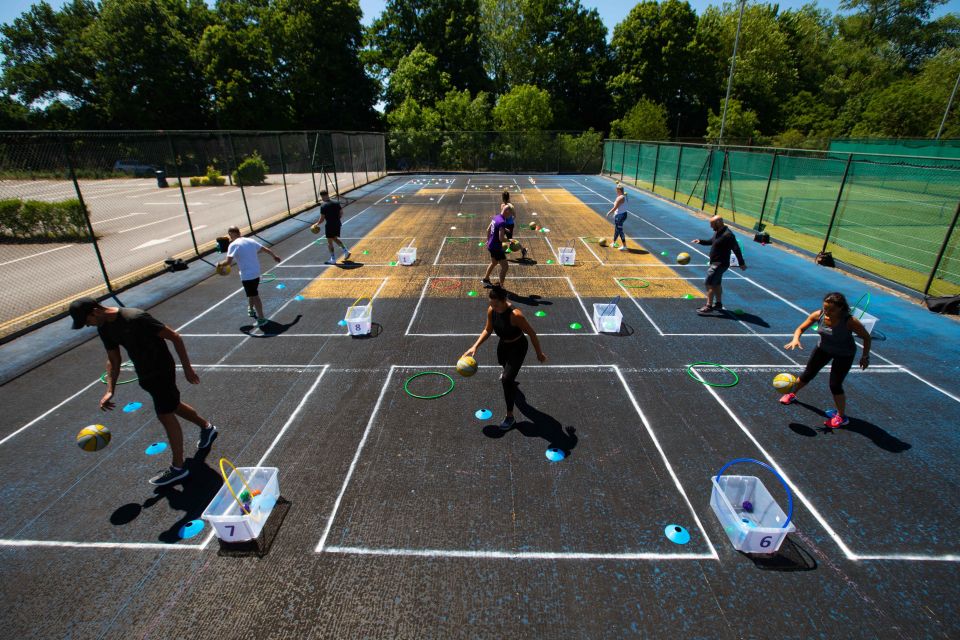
left=386, top=130, right=603, bottom=174
left=0, top=130, right=386, bottom=340
left=603, top=139, right=960, bottom=297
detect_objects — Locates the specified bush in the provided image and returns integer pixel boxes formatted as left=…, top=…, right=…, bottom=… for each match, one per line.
left=0, top=198, right=90, bottom=241
left=189, top=176, right=203, bottom=187
left=232, top=151, right=268, bottom=186
left=189, top=168, right=226, bottom=187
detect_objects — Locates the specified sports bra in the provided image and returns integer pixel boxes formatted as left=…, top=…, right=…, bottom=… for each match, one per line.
left=492, top=306, right=522, bottom=340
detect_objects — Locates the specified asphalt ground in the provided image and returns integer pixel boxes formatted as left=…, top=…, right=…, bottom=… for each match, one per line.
left=0, top=171, right=369, bottom=337
left=0, top=173, right=958, bottom=638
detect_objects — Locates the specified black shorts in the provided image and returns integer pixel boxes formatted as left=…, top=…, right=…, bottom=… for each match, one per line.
left=488, top=246, right=507, bottom=261
left=241, top=277, right=260, bottom=297
left=504, top=224, right=515, bottom=239
left=325, top=224, right=341, bottom=239
left=139, top=370, right=181, bottom=415
left=705, top=262, right=729, bottom=286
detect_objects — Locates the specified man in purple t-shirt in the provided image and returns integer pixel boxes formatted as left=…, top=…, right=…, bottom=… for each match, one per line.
left=482, top=210, right=509, bottom=288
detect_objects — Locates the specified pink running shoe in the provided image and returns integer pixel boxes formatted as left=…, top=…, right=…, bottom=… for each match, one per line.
left=779, top=393, right=796, bottom=405
left=824, top=413, right=849, bottom=428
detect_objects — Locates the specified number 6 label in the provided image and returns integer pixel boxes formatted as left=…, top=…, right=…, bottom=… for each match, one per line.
left=760, top=535, right=773, bottom=548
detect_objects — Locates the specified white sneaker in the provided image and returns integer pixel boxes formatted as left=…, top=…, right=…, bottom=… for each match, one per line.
left=325, top=257, right=337, bottom=265
left=619, top=246, right=628, bottom=251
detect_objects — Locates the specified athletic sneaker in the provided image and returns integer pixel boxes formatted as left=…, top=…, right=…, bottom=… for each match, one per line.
left=521, top=248, right=528, bottom=259
left=324, top=257, right=337, bottom=265
left=499, top=416, right=516, bottom=431
left=619, top=246, right=628, bottom=251
left=825, top=414, right=849, bottom=428
left=342, top=250, right=351, bottom=261
left=197, top=425, right=218, bottom=449
left=149, top=466, right=189, bottom=486
left=256, top=318, right=268, bottom=327
left=481, top=278, right=493, bottom=288
left=779, top=393, right=797, bottom=405
left=247, top=307, right=257, bottom=319
left=696, top=305, right=714, bottom=315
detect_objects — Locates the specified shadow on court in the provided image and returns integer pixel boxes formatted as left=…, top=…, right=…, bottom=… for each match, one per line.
left=108, top=447, right=223, bottom=543
left=790, top=401, right=911, bottom=453
left=506, top=291, right=553, bottom=307
left=482, top=389, right=579, bottom=457
left=241, top=314, right=303, bottom=337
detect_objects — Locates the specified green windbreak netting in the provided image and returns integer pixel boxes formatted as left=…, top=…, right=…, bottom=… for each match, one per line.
left=827, top=159, right=960, bottom=281
left=702, top=150, right=725, bottom=207
left=828, top=139, right=960, bottom=168
left=931, top=222, right=960, bottom=296
left=717, top=150, right=775, bottom=219
left=654, top=144, right=680, bottom=194
left=638, top=143, right=658, bottom=186
left=676, top=146, right=710, bottom=203
left=763, top=154, right=848, bottom=237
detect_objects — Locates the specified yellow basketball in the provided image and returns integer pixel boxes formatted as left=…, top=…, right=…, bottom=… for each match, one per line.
left=509, top=239, right=521, bottom=252
left=528, top=221, right=537, bottom=230
left=772, top=373, right=798, bottom=393
left=310, top=224, right=320, bottom=234
left=456, top=356, right=478, bottom=377
left=77, top=424, right=111, bottom=452
left=676, top=252, right=691, bottom=265
left=598, top=238, right=609, bottom=247
left=216, top=263, right=230, bottom=276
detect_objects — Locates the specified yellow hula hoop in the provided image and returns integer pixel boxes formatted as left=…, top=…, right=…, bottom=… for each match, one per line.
left=401, top=236, right=415, bottom=248
left=348, top=296, right=372, bottom=312
left=219, top=457, right=256, bottom=515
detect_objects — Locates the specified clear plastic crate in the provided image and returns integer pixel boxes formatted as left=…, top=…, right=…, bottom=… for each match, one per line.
left=202, top=466, right=280, bottom=542
left=709, top=458, right=795, bottom=554
left=558, top=247, right=576, bottom=266
left=345, top=303, right=372, bottom=336
left=398, top=247, right=417, bottom=265
left=593, top=303, right=622, bottom=333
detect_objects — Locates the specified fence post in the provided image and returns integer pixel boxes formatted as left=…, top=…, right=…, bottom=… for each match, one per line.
left=756, top=151, right=778, bottom=230
left=167, top=134, right=200, bottom=255
left=619, top=141, right=627, bottom=182
left=345, top=135, right=355, bottom=191
left=276, top=134, right=292, bottom=217
left=714, top=150, right=727, bottom=215
left=673, top=145, right=683, bottom=200
left=651, top=144, right=661, bottom=193
left=601, top=140, right=607, bottom=175
left=923, top=200, right=960, bottom=295
left=60, top=134, right=113, bottom=294
left=306, top=131, right=318, bottom=203
left=633, top=143, right=641, bottom=185
left=556, top=134, right=562, bottom=173
left=702, top=147, right=713, bottom=209
left=227, top=133, right=254, bottom=233
left=360, top=134, right=370, bottom=185
left=820, top=154, right=854, bottom=255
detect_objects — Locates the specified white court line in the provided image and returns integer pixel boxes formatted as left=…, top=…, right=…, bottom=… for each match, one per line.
left=317, top=364, right=717, bottom=560
left=0, top=539, right=203, bottom=550
left=248, top=186, right=284, bottom=196
left=91, top=212, right=148, bottom=225
left=0, top=379, right=101, bottom=446
left=211, top=189, right=241, bottom=197
left=432, top=236, right=447, bottom=265
left=576, top=236, right=604, bottom=263
left=0, top=244, right=71, bottom=267
left=117, top=215, right=183, bottom=233
left=696, top=366, right=960, bottom=562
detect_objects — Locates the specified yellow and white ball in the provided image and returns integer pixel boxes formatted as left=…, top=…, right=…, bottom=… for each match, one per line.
left=772, top=373, right=798, bottom=393
left=676, top=252, right=691, bottom=265
left=77, top=424, right=111, bottom=452
left=456, top=356, right=478, bottom=377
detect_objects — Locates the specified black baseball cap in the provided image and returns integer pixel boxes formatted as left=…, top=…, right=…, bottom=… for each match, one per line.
left=69, top=297, right=98, bottom=329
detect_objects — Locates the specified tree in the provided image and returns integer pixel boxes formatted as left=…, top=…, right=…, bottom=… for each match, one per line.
left=0, top=0, right=100, bottom=127
left=609, top=1, right=701, bottom=125
left=705, top=99, right=760, bottom=143
left=609, top=98, right=670, bottom=140
left=385, top=44, right=452, bottom=110
left=386, top=97, right=441, bottom=168
left=839, top=0, right=960, bottom=69
left=367, top=0, right=488, bottom=96
left=435, top=88, right=492, bottom=169
left=493, top=84, right=553, bottom=130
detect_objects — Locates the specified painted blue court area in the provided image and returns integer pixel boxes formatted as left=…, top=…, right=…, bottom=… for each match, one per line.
left=0, top=172, right=957, bottom=638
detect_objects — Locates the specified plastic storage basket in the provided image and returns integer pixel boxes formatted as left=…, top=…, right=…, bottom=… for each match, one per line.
left=558, top=247, right=576, bottom=266
left=398, top=246, right=417, bottom=266
left=345, top=297, right=372, bottom=336
left=710, top=458, right=795, bottom=554
left=593, top=303, right=623, bottom=333
left=202, top=459, right=280, bottom=543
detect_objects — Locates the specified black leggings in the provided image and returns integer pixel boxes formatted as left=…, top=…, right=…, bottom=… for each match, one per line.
left=497, top=336, right=528, bottom=412
left=799, top=346, right=855, bottom=396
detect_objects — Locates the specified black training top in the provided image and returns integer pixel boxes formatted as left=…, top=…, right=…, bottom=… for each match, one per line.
left=816, top=312, right=857, bottom=356
left=491, top=306, right=523, bottom=340
left=699, top=225, right=745, bottom=266
left=98, top=308, right=175, bottom=380
left=320, top=200, right=342, bottom=226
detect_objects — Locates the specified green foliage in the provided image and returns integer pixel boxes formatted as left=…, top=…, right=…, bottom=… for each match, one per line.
left=610, top=99, right=670, bottom=140
left=558, top=129, right=604, bottom=172
left=705, top=99, right=761, bottom=143
left=493, top=84, right=553, bottom=131
left=387, top=97, right=442, bottom=166
left=0, top=198, right=89, bottom=241
left=435, top=90, right=493, bottom=169
left=386, top=44, right=452, bottom=109
left=231, top=152, right=268, bottom=186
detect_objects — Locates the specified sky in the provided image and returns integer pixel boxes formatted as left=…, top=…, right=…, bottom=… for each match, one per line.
left=1, top=0, right=958, bottom=37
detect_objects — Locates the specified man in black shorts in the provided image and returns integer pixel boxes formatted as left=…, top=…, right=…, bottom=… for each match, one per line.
left=311, top=189, right=351, bottom=265
left=692, top=216, right=747, bottom=314
left=70, top=297, right=218, bottom=486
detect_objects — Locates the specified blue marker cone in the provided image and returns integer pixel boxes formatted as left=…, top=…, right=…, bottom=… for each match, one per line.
left=545, top=448, right=566, bottom=462
left=664, top=524, right=690, bottom=545
left=178, top=519, right=205, bottom=540
left=123, top=402, right=143, bottom=413
left=475, top=409, right=493, bottom=420
left=276, top=283, right=286, bottom=290
left=338, top=319, right=348, bottom=326
left=145, top=441, right=168, bottom=456
left=294, top=295, right=304, bottom=301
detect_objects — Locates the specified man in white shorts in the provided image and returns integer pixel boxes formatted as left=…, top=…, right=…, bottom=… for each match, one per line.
left=218, top=225, right=281, bottom=326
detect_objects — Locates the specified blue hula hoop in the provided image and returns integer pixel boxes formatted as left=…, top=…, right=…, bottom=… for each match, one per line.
left=715, top=457, right=794, bottom=528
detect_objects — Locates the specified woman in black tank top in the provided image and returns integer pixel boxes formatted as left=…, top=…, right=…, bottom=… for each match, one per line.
left=462, top=287, right=547, bottom=430
left=782, top=292, right=872, bottom=428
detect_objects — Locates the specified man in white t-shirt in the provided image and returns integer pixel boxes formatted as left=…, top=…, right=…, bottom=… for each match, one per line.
left=218, top=226, right=281, bottom=326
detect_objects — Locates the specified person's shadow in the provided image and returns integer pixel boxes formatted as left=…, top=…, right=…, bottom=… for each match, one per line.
left=241, top=314, right=302, bottom=337
left=792, top=400, right=911, bottom=453
left=506, top=291, right=553, bottom=307
left=483, top=388, right=578, bottom=457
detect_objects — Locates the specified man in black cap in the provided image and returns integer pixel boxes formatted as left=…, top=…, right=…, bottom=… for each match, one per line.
left=69, top=297, right=217, bottom=486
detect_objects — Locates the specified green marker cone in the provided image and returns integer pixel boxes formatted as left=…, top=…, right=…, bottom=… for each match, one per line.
left=683, top=293, right=695, bottom=299
left=389, top=261, right=397, bottom=266
left=467, top=290, right=478, bottom=297
left=660, top=251, right=669, bottom=256
left=362, top=250, right=369, bottom=255
left=569, top=322, right=582, bottom=330
left=535, top=310, right=547, bottom=317
left=546, top=259, right=555, bottom=264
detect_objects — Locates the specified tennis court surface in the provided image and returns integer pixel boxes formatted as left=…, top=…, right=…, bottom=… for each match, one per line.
left=1, top=174, right=958, bottom=638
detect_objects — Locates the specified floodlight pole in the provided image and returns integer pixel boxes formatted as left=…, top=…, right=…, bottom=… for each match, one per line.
left=935, top=70, right=960, bottom=140
left=718, top=0, right=747, bottom=146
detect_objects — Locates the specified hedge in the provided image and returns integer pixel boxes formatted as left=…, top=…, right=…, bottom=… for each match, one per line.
left=232, top=151, right=268, bottom=186
left=0, top=198, right=90, bottom=241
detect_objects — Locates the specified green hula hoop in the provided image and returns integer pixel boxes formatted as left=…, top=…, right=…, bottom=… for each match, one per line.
left=261, top=272, right=277, bottom=283
left=100, top=361, right=138, bottom=385
left=617, top=277, right=650, bottom=289
left=685, top=362, right=739, bottom=388
left=852, top=292, right=870, bottom=318
left=404, top=372, right=455, bottom=399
